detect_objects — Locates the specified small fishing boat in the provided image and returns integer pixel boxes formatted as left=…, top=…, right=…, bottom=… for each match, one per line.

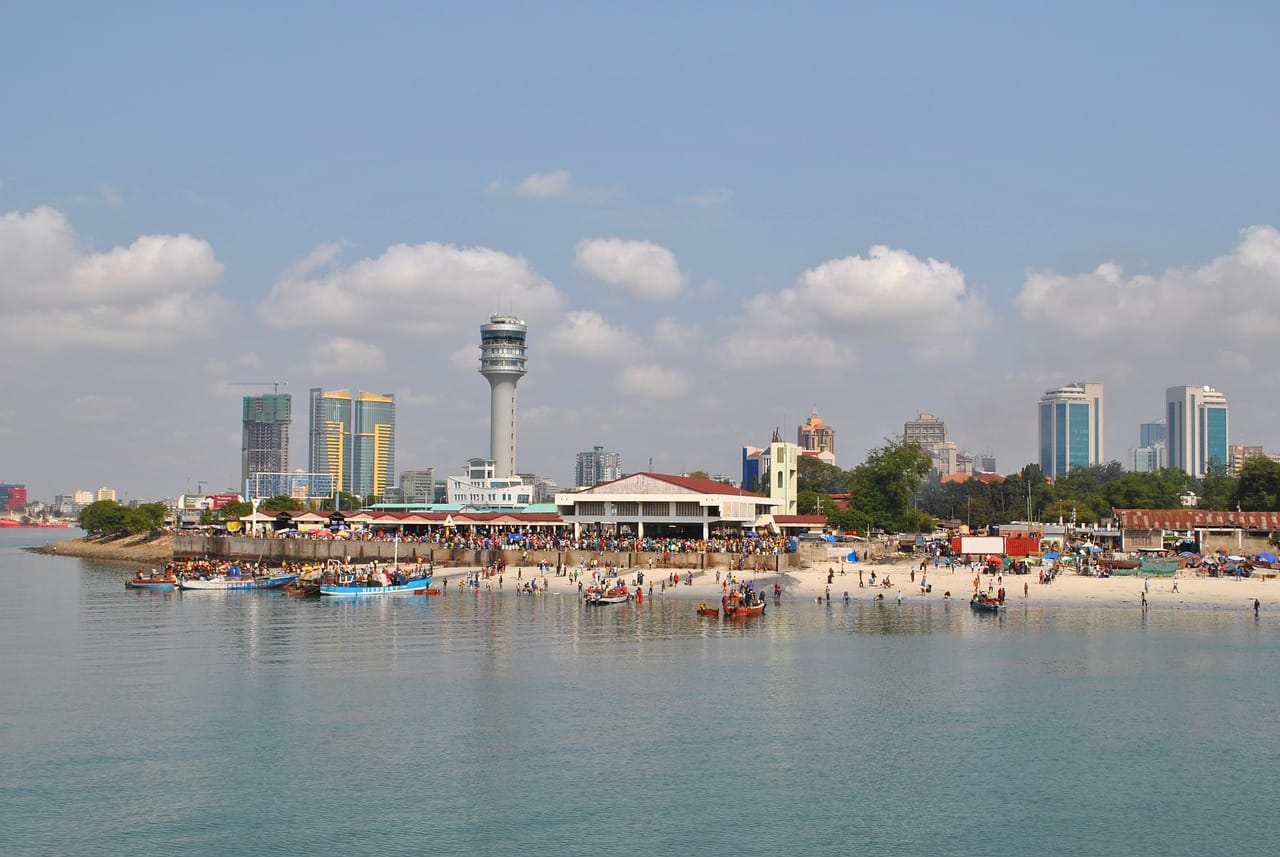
left=179, top=570, right=299, bottom=591
left=722, top=590, right=765, bottom=618
left=696, top=604, right=719, bottom=617
left=584, top=585, right=631, bottom=605
left=969, top=594, right=1005, bottom=613
left=320, top=568, right=433, bottom=597
left=125, top=569, right=178, bottom=590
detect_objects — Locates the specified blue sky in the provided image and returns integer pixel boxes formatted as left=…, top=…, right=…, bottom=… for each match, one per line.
left=4, top=2, right=1280, bottom=500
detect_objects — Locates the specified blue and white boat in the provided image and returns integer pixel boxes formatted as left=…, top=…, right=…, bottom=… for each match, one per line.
left=179, top=569, right=299, bottom=591
left=320, top=570, right=434, bottom=597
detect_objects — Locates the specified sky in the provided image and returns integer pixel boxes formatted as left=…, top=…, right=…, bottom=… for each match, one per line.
left=4, top=2, right=1280, bottom=502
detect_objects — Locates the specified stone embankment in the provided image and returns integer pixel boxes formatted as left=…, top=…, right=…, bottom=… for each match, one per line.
left=27, top=533, right=175, bottom=564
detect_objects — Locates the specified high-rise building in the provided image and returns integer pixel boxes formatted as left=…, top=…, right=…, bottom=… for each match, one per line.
left=309, top=388, right=353, bottom=493
left=352, top=392, right=395, bottom=500
left=797, top=409, right=835, bottom=460
left=1139, top=421, right=1167, bottom=449
left=479, top=314, right=527, bottom=479
left=1166, top=385, right=1228, bottom=478
left=0, top=484, right=27, bottom=512
left=1133, top=419, right=1167, bottom=473
left=399, top=469, right=437, bottom=503
left=904, top=412, right=957, bottom=475
left=241, top=393, right=291, bottom=493
left=904, top=412, right=948, bottom=448
left=1038, top=382, right=1104, bottom=479
left=95, top=487, right=116, bottom=502
left=308, top=388, right=395, bottom=499
left=575, top=445, right=622, bottom=488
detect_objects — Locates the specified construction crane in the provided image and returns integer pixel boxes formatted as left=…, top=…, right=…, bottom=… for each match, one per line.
left=230, top=381, right=288, bottom=394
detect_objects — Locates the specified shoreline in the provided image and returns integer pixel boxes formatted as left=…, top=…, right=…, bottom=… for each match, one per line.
left=431, top=558, right=1274, bottom=613
left=25, top=533, right=174, bottom=564
left=28, top=535, right=1274, bottom=612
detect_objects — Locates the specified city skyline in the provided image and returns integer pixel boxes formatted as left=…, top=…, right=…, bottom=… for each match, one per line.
left=5, top=5, right=1280, bottom=500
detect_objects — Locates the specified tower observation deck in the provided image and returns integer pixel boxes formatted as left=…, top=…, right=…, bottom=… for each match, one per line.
left=479, top=314, right=527, bottom=478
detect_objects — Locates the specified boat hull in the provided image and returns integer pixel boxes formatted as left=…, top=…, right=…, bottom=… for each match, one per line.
left=969, top=599, right=1004, bottom=613
left=584, top=594, right=630, bottom=604
left=125, top=579, right=176, bottom=591
left=320, top=576, right=433, bottom=597
left=724, top=603, right=765, bottom=618
left=180, top=573, right=299, bottom=591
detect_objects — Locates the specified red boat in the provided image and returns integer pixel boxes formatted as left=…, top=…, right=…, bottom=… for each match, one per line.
left=125, top=569, right=179, bottom=591
left=696, top=604, right=719, bottom=617
left=722, top=590, right=766, bottom=618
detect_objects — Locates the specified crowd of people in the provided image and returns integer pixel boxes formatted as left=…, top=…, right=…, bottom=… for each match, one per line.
left=226, top=526, right=798, bottom=556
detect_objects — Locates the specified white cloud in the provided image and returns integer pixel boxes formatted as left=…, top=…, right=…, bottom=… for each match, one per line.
left=1017, top=225, right=1280, bottom=340
left=574, top=237, right=686, bottom=299
left=65, top=394, right=131, bottom=424
left=514, top=169, right=573, bottom=198
left=0, top=206, right=225, bottom=349
left=725, top=244, right=986, bottom=368
left=679, top=187, right=732, bottom=207
left=281, top=240, right=350, bottom=280
left=260, top=241, right=562, bottom=335
left=618, top=364, right=690, bottom=397
left=306, top=337, right=386, bottom=373
left=544, top=310, right=643, bottom=360
left=653, top=317, right=697, bottom=350
left=488, top=169, right=620, bottom=204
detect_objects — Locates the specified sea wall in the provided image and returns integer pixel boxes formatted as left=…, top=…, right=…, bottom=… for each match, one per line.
left=173, top=533, right=800, bottom=571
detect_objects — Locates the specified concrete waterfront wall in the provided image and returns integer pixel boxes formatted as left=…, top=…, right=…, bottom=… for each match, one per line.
left=173, top=534, right=800, bottom=571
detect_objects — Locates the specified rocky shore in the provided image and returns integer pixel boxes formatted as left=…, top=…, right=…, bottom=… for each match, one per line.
left=27, top=533, right=175, bottom=564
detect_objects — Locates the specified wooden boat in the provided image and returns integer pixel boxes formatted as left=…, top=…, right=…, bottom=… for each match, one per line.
left=179, top=571, right=299, bottom=591
left=125, top=570, right=178, bottom=590
left=696, top=604, right=719, bottom=617
left=969, top=594, right=1005, bottom=613
left=320, top=571, right=433, bottom=597
left=722, top=590, right=765, bottom=618
left=584, top=586, right=631, bottom=605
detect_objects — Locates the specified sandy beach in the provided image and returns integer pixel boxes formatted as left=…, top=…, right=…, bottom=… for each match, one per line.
left=430, top=556, right=1275, bottom=612
left=32, top=534, right=1275, bottom=612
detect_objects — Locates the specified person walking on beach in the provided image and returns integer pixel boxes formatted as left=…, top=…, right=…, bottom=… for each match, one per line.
left=1140, top=591, right=1147, bottom=609
left=1144, top=577, right=1150, bottom=594
left=1254, top=598, right=1261, bottom=617
left=1171, top=576, right=1179, bottom=593
left=1024, top=581, right=1029, bottom=599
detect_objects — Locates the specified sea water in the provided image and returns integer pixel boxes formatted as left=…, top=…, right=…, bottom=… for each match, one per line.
left=2, top=530, right=1277, bottom=856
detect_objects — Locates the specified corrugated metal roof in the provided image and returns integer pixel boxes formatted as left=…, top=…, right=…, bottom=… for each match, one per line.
left=1114, top=509, right=1280, bottom=529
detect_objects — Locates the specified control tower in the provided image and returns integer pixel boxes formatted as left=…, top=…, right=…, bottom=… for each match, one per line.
left=479, top=314, right=528, bottom=478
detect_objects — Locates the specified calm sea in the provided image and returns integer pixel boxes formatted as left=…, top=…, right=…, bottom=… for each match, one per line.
left=2, top=529, right=1277, bottom=856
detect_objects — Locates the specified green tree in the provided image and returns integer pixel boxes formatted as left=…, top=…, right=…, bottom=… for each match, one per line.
left=1234, top=457, right=1280, bottom=511
left=260, top=495, right=304, bottom=512
left=1197, top=463, right=1237, bottom=511
left=78, top=500, right=127, bottom=535
left=217, top=499, right=252, bottom=521
left=846, top=438, right=933, bottom=532
left=797, top=455, right=851, bottom=494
